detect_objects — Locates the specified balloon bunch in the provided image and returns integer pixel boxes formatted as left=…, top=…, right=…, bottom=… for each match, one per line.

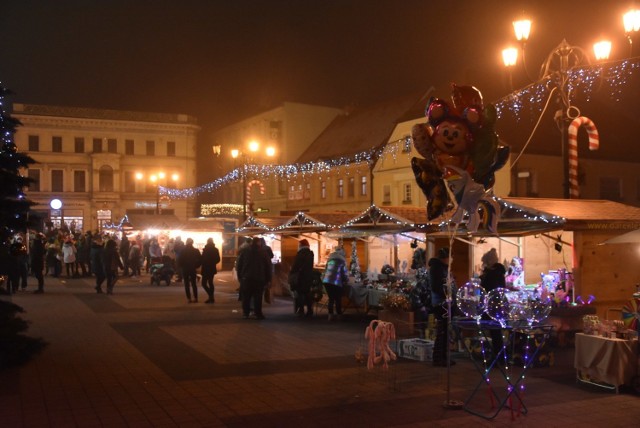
left=456, top=283, right=552, bottom=327
left=411, top=84, right=510, bottom=232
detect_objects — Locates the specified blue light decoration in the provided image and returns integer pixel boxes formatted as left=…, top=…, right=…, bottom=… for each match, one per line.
left=495, top=57, right=640, bottom=121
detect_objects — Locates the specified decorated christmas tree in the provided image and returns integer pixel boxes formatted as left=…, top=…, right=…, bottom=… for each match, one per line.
left=349, top=240, right=361, bottom=281
left=0, top=84, right=35, bottom=275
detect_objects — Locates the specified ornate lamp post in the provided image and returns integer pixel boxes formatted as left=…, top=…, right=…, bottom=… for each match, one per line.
left=231, top=140, right=276, bottom=220
left=136, top=171, right=179, bottom=214
left=501, top=15, right=616, bottom=198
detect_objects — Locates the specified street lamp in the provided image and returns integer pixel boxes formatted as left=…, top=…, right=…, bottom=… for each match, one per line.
left=502, top=15, right=619, bottom=199
left=136, top=171, right=179, bottom=215
left=623, top=8, right=640, bottom=56
left=231, top=140, right=276, bottom=220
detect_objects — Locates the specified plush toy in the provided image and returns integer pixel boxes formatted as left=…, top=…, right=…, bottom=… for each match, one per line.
left=365, top=320, right=397, bottom=370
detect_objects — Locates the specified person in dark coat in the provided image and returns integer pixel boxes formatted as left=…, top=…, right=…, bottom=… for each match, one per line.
left=235, top=237, right=272, bottom=319
left=200, top=238, right=221, bottom=303
left=102, top=238, right=123, bottom=295
left=119, top=234, right=130, bottom=277
left=90, top=236, right=106, bottom=293
left=479, top=248, right=507, bottom=356
left=8, top=237, right=28, bottom=293
left=321, top=247, right=349, bottom=321
left=429, top=247, right=454, bottom=366
left=290, top=239, right=315, bottom=317
left=30, top=233, right=46, bottom=293
left=177, top=238, right=202, bottom=303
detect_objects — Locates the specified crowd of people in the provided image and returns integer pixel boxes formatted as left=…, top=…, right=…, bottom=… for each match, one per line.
left=1, top=229, right=221, bottom=302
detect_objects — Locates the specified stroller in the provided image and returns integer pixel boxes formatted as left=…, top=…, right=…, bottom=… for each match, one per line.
left=150, top=256, right=174, bottom=286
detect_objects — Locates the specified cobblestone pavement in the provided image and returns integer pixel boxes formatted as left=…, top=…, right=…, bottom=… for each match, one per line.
left=1, top=271, right=638, bottom=427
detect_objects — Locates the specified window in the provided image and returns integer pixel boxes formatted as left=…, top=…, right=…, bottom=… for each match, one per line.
left=146, top=140, right=155, bottom=156
left=361, top=176, right=368, bottom=196
left=107, top=138, right=117, bottom=153
left=93, top=138, right=102, bottom=153
left=51, top=170, right=63, bottom=192
left=305, top=182, right=311, bottom=200
left=99, top=165, right=114, bottom=192
left=599, top=177, right=622, bottom=201
left=321, top=181, right=327, bottom=199
left=28, top=169, right=40, bottom=192
left=125, top=139, right=134, bottom=155
left=402, top=136, right=412, bottom=153
left=403, top=183, right=412, bottom=203
left=74, top=137, right=85, bottom=153
left=52, top=136, right=62, bottom=152
left=167, top=141, right=176, bottom=156
left=28, top=135, right=39, bottom=152
left=124, top=171, right=136, bottom=193
left=348, top=177, right=355, bottom=197
left=337, top=179, right=344, bottom=198
left=383, top=184, right=391, bottom=204
left=74, top=171, right=86, bottom=192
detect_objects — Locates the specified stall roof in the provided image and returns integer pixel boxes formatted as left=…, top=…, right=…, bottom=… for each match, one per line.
left=502, top=198, right=640, bottom=231
left=236, top=216, right=289, bottom=235
left=333, top=205, right=417, bottom=236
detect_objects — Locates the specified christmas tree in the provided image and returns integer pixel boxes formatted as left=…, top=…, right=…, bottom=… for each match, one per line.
left=0, top=84, right=35, bottom=275
left=349, top=240, right=361, bottom=281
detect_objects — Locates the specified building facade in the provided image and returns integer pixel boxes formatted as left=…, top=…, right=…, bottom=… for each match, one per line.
left=208, top=102, right=342, bottom=216
left=13, top=104, right=200, bottom=232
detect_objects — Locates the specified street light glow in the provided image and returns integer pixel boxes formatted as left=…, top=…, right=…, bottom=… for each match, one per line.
left=502, top=47, right=518, bottom=67
left=265, top=146, right=276, bottom=157
left=623, top=9, right=640, bottom=33
left=135, top=172, right=144, bottom=180
left=158, top=171, right=166, bottom=179
left=150, top=174, right=158, bottom=183
left=171, top=173, right=179, bottom=182
left=593, top=40, right=612, bottom=61
left=513, top=19, right=531, bottom=42
left=248, top=140, right=260, bottom=152
left=231, top=148, right=240, bottom=159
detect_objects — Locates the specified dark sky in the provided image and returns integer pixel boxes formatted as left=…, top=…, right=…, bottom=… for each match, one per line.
left=0, top=0, right=633, bottom=143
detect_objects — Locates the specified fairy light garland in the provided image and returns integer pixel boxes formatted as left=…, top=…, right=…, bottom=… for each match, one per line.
left=495, top=58, right=640, bottom=121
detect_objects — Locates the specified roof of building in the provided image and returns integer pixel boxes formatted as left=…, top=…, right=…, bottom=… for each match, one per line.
left=296, top=91, right=430, bottom=164
left=12, top=103, right=199, bottom=126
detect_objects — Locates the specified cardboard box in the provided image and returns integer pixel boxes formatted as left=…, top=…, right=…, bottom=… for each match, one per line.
left=397, top=338, right=434, bottom=362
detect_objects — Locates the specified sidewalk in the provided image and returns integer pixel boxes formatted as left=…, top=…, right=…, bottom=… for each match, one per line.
left=0, top=271, right=638, bottom=427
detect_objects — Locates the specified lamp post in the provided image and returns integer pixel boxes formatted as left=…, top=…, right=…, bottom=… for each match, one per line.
left=502, top=16, right=618, bottom=199
left=136, top=171, right=179, bottom=215
left=231, top=140, right=276, bottom=221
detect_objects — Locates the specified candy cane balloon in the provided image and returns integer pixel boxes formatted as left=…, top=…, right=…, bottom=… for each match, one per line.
left=567, top=116, right=599, bottom=199
left=246, top=179, right=265, bottom=213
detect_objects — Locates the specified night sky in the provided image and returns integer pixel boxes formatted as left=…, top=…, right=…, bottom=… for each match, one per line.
left=0, top=0, right=634, bottom=143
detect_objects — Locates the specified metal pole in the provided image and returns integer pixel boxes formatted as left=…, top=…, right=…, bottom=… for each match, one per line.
left=155, top=185, right=160, bottom=215
left=242, top=162, right=247, bottom=220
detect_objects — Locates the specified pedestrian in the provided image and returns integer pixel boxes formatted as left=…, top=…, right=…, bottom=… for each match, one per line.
left=177, top=238, right=202, bottom=303
left=149, top=238, right=162, bottom=263
left=119, top=234, right=131, bottom=277
left=163, top=238, right=176, bottom=271
left=142, top=236, right=151, bottom=273
left=201, top=238, right=221, bottom=304
left=90, top=235, right=105, bottom=293
left=84, top=231, right=93, bottom=276
left=289, top=239, right=315, bottom=317
left=129, top=241, right=142, bottom=277
left=102, top=238, right=123, bottom=295
left=173, top=236, right=185, bottom=281
left=8, top=236, right=28, bottom=293
left=235, top=237, right=272, bottom=319
left=75, top=234, right=89, bottom=277
left=479, top=248, right=507, bottom=357
left=45, top=237, right=60, bottom=277
left=321, top=246, right=349, bottom=321
left=429, top=247, right=455, bottom=366
left=62, top=237, right=77, bottom=278
left=30, top=233, right=46, bottom=293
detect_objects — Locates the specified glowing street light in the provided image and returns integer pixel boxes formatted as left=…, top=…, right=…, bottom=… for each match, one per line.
left=231, top=140, right=276, bottom=220
left=136, top=171, right=179, bottom=214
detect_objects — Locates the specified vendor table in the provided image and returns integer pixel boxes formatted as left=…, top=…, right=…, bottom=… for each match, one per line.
left=454, top=319, right=553, bottom=421
left=574, top=333, right=638, bottom=393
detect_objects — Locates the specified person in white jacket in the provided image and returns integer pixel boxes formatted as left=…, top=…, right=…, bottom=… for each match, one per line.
left=61, top=237, right=78, bottom=278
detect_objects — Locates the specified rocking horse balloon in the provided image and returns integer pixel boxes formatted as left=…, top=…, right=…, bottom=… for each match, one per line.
left=411, top=84, right=509, bottom=232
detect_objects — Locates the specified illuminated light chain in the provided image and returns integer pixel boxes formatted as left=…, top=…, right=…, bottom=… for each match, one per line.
left=495, top=58, right=640, bottom=121
left=161, top=140, right=407, bottom=200
left=246, top=179, right=265, bottom=213
left=200, top=204, right=244, bottom=216
left=271, top=212, right=331, bottom=232
left=337, top=205, right=415, bottom=229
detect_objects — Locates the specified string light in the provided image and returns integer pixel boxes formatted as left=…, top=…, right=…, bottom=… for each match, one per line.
left=495, top=58, right=640, bottom=121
